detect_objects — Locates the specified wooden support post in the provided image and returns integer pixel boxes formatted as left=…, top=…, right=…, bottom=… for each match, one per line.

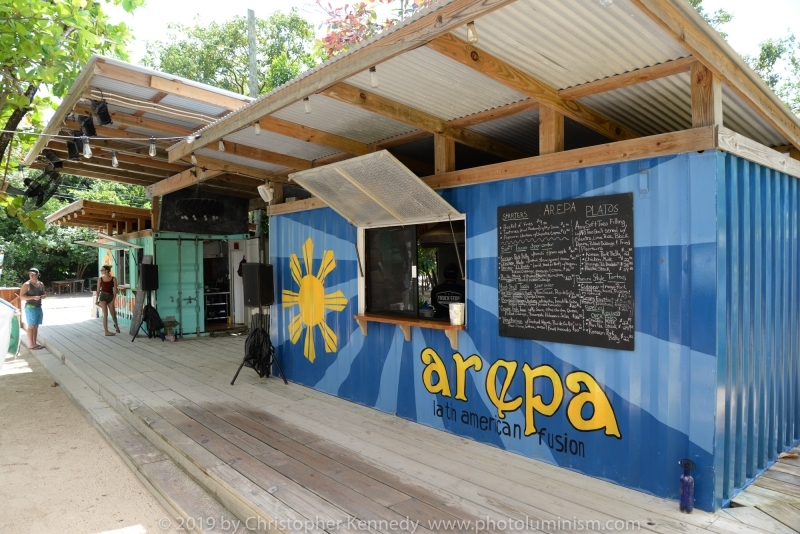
left=434, top=134, right=456, bottom=174
left=691, top=62, right=722, bottom=128
left=151, top=196, right=160, bottom=231
left=137, top=217, right=144, bottom=231
left=790, top=147, right=800, bottom=162
left=106, top=222, right=113, bottom=235
left=539, top=105, right=565, bottom=155
left=271, top=183, right=284, bottom=205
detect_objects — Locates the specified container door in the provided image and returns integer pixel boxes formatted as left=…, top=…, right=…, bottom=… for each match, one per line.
left=155, top=238, right=203, bottom=335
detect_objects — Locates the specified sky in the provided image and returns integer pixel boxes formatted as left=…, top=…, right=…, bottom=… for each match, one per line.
left=105, top=0, right=800, bottom=65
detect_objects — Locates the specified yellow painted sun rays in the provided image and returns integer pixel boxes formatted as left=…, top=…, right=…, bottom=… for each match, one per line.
left=282, top=238, right=347, bottom=362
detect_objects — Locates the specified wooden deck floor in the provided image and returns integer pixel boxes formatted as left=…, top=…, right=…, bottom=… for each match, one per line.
left=38, top=319, right=799, bottom=534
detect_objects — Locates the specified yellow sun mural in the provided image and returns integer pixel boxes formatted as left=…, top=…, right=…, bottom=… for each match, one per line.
left=282, top=238, right=348, bottom=362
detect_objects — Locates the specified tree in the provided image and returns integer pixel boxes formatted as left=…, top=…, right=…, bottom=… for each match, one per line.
left=0, top=0, right=143, bottom=226
left=687, top=0, right=733, bottom=39
left=142, top=10, right=320, bottom=96
left=745, top=35, right=800, bottom=116
left=317, top=0, right=436, bottom=57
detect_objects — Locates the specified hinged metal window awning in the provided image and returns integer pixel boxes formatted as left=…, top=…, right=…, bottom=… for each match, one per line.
left=288, top=150, right=461, bottom=227
left=75, top=241, right=128, bottom=251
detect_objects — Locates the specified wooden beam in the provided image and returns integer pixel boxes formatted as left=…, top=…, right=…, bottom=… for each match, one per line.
left=64, top=121, right=164, bottom=143
left=434, top=134, right=455, bottom=174
left=46, top=137, right=171, bottom=162
left=629, top=0, right=800, bottom=151
left=269, top=197, right=327, bottom=216
left=53, top=163, right=157, bottom=186
left=167, top=0, right=518, bottom=162
left=149, top=75, right=248, bottom=111
left=322, top=83, right=528, bottom=160
left=717, top=127, right=800, bottom=179
left=422, top=127, right=717, bottom=190
left=219, top=140, right=312, bottom=171
left=73, top=104, right=196, bottom=136
left=691, top=62, right=722, bottom=128
left=559, top=56, right=696, bottom=100
left=94, top=61, right=151, bottom=88
left=151, top=196, right=160, bottom=231
left=47, top=148, right=168, bottom=179
left=539, top=105, right=564, bottom=155
left=373, top=130, right=430, bottom=150
left=146, top=167, right=225, bottom=199
left=426, top=33, right=638, bottom=142
left=188, top=154, right=274, bottom=180
left=258, top=116, right=369, bottom=155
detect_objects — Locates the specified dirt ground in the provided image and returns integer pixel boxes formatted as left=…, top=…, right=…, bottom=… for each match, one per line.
left=0, top=346, right=180, bottom=534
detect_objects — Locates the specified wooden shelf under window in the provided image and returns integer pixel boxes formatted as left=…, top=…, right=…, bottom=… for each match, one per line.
left=354, top=314, right=464, bottom=350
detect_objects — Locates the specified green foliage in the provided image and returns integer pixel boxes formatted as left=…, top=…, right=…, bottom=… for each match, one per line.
left=688, top=0, right=733, bottom=39
left=0, top=212, right=98, bottom=287
left=142, top=10, right=320, bottom=96
left=745, top=35, right=800, bottom=116
left=0, top=0, right=143, bottom=228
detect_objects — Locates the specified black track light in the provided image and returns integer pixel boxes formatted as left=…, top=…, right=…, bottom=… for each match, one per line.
left=43, top=149, right=63, bottom=169
left=90, top=99, right=113, bottom=125
left=66, top=141, right=80, bottom=160
left=78, top=114, right=96, bottom=137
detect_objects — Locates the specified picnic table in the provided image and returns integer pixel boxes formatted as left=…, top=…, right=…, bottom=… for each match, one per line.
left=51, top=279, right=85, bottom=294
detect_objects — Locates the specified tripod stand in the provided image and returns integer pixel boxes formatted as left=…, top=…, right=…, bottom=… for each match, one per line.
left=231, top=310, right=286, bottom=385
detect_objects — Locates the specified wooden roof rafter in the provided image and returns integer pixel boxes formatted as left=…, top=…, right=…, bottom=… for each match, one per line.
left=321, top=83, right=529, bottom=160
left=167, top=0, right=519, bottom=162
left=425, top=33, right=639, bottom=142
left=629, top=0, right=800, bottom=151
left=558, top=56, right=697, bottom=100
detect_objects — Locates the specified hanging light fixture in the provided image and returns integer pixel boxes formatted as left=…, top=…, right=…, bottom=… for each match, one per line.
left=254, top=121, right=261, bottom=135
left=190, top=153, right=197, bottom=166
left=81, top=209, right=86, bottom=215
left=466, top=21, right=478, bottom=44
left=303, top=97, right=311, bottom=114
left=369, top=66, right=378, bottom=88
left=218, top=140, right=225, bottom=152
left=111, top=151, right=119, bottom=168
left=82, top=136, right=92, bottom=158
left=148, top=138, right=157, bottom=157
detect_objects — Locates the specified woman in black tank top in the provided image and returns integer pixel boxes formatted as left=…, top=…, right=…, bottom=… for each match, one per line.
left=97, top=265, right=120, bottom=335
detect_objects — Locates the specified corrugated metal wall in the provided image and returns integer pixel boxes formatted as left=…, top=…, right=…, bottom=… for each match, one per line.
left=715, top=153, right=800, bottom=508
left=271, top=152, right=729, bottom=510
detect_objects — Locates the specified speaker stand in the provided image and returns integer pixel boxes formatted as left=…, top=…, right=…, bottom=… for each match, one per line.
left=231, top=310, right=287, bottom=385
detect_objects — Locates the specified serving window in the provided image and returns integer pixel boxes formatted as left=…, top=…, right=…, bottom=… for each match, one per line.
left=362, top=220, right=465, bottom=321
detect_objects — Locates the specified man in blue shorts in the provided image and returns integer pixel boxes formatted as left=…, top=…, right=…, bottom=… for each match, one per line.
left=20, top=267, right=46, bottom=350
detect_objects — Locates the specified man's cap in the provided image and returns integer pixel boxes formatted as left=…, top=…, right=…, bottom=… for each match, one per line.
left=29, top=268, right=40, bottom=275
left=444, top=263, right=458, bottom=279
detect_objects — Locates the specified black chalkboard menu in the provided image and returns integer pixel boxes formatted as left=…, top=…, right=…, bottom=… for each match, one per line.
left=497, top=193, right=634, bottom=350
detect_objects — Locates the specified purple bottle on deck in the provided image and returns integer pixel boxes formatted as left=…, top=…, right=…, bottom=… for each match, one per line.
left=679, top=459, right=696, bottom=513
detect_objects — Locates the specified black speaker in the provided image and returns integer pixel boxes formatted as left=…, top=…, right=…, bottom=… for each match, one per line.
left=242, top=263, right=274, bottom=306
left=140, top=264, right=159, bottom=291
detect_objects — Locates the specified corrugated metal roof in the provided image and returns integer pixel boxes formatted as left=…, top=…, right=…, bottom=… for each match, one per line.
left=159, top=94, right=229, bottom=117
left=344, top=47, right=528, bottom=122
left=195, top=147, right=286, bottom=173
left=579, top=73, right=692, bottom=137
left=141, top=112, right=205, bottom=130
left=721, top=84, right=786, bottom=148
left=92, top=76, right=161, bottom=101
left=224, top=128, right=340, bottom=160
left=272, top=95, right=417, bottom=144
left=469, top=0, right=690, bottom=90
left=99, top=56, right=251, bottom=102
